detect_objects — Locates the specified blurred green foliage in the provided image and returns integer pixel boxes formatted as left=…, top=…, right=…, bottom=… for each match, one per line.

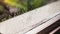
left=29, top=0, right=47, bottom=9
left=0, top=0, right=48, bottom=22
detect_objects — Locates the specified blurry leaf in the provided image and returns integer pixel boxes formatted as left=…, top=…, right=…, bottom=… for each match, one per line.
left=30, top=0, right=47, bottom=9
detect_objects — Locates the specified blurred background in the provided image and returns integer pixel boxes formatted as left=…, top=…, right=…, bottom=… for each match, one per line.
left=0, top=0, right=59, bottom=22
